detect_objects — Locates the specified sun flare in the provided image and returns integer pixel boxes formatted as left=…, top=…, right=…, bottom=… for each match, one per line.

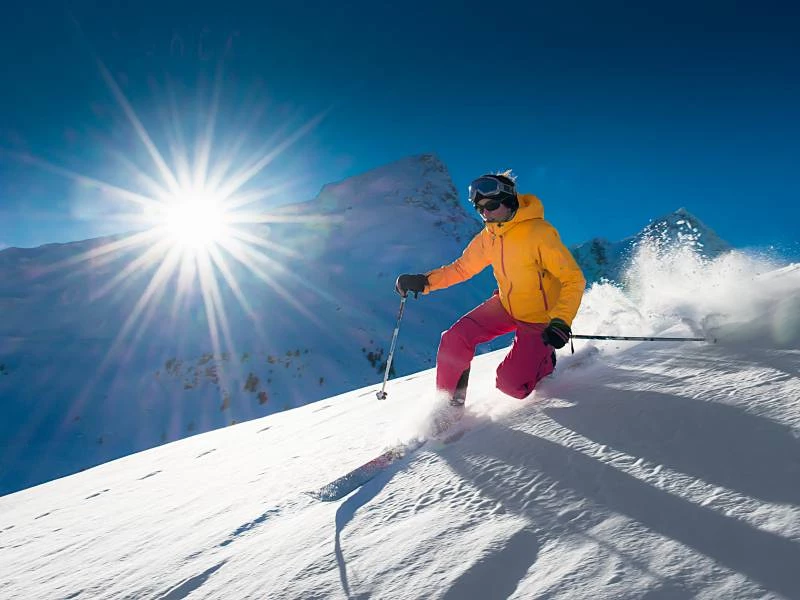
left=22, top=59, right=335, bottom=385
left=161, top=191, right=230, bottom=251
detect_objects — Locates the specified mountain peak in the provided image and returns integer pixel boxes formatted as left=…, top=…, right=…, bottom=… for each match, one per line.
left=639, top=208, right=731, bottom=256
left=272, top=152, right=477, bottom=245
left=294, top=153, right=461, bottom=215
left=570, top=207, right=733, bottom=284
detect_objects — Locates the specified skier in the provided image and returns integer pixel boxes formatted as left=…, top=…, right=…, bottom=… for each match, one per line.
left=395, top=171, right=586, bottom=409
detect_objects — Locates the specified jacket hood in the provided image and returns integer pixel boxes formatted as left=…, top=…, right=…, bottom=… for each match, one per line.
left=486, top=193, right=543, bottom=235
left=514, top=193, right=544, bottom=220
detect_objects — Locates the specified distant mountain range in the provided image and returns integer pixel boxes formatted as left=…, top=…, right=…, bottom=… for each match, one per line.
left=570, top=207, right=732, bottom=284
left=0, top=154, right=733, bottom=495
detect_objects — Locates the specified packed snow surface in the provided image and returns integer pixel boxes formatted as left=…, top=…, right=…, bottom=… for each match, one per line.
left=1, top=244, right=799, bottom=599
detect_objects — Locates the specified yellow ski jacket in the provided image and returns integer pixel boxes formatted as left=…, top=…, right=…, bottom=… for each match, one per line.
left=425, top=193, right=586, bottom=326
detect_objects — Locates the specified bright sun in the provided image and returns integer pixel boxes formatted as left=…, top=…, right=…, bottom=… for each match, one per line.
left=26, top=59, right=332, bottom=368
left=162, top=191, right=230, bottom=251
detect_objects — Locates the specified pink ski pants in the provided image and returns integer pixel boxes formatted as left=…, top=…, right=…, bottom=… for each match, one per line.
left=436, top=294, right=554, bottom=399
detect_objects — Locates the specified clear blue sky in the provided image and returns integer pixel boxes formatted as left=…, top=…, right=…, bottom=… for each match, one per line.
left=1, top=1, right=798, bottom=256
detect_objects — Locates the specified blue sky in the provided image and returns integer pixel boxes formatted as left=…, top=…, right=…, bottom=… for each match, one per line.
left=1, top=1, right=798, bottom=256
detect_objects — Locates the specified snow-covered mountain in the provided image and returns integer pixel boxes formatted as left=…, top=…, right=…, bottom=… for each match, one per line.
left=571, top=207, right=732, bottom=284
left=1, top=256, right=798, bottom=599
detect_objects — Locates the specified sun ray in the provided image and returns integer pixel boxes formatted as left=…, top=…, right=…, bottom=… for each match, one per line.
left=196, top=249, right=238, bottom=379
left=91, top=237, right=174, bottom=300
left=204, top=100, right=267, bottom=193
left=102, top=244, right=184, bottom=364
left=169, top=253, right=199, bottom=321
left=38, top=229, right=162, bottom=278
left=232, top=212, right=343, bottom=225
left=96, top=59, right=182, bottom=196
left=162, top=76, right=194, bottom=190
left=1, top=149, right=158, bottom=208
left=215, top=110, right=328, bottom=200
left=230, top=236, right=342, bottom=310
left=217, top=236, right=326, bottom=327
left=222, top=235, right=335, bottom=308
left=226, top=227, right=302, bottom=259
left=207, top=247, right=269, bottom=343
left=211, top=122, right=294, bottom=199
left=198, top=265, right=222, bottom=357
left=207, top=244, right=255, bottom=319
left=221, top=182, right=291, bottom=212
left=128, top=250, right=185, bottom=348
left=193, top=61, right=224, bottom=192
left=108, top=148, right=173, bottom=205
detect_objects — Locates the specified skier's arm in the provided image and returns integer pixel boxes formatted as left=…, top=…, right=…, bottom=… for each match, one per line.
left=537, top=225, right=586, bottom=325
left=425, top=232, right=490, bottom=292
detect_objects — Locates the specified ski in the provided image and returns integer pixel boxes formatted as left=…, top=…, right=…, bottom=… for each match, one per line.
left=309, top=439, right=426, bottom=502
left=309, top=419, right=471, bottom=502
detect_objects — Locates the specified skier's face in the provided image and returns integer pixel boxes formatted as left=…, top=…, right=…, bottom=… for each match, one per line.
left=476, top=199, right=513, bottom=223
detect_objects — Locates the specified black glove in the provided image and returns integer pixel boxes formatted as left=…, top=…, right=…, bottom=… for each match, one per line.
left=542, top=318, right=572, bottom=349
left=395, top=273, right=429, bottom=298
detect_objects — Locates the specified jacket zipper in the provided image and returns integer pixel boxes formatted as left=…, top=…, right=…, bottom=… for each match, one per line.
left=537, top=248, right=549, bottom=311
left=500, top=236, right=514, bottom=316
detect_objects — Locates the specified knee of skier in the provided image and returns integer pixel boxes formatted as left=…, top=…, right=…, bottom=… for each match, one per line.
left=440, top=323, right=469, bottom=348
left=495, top=373, right=531, bottom=399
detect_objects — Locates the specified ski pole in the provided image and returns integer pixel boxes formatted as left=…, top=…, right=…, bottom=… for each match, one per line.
left=571, top=334, right=709, bottom=342
left=376, top=295, right=407, bottom=400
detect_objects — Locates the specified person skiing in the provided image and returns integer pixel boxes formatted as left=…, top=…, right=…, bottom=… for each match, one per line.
left=395, top=171, right=586, bottom=408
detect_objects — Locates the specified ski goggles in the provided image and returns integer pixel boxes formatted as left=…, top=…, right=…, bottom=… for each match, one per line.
left=468, top=176, right=516, bottom=204
left=474, top=198, right=504, bottom=213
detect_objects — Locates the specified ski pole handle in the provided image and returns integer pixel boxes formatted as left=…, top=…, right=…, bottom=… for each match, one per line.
left=376, top=296, right=407, bottom=400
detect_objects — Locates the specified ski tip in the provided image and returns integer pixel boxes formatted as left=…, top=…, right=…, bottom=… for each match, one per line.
left=306, top=485, right=348, bottom=502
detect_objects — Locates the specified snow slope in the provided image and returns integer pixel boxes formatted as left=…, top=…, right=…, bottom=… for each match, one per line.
left=1, top=248, right=798, bottom=599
